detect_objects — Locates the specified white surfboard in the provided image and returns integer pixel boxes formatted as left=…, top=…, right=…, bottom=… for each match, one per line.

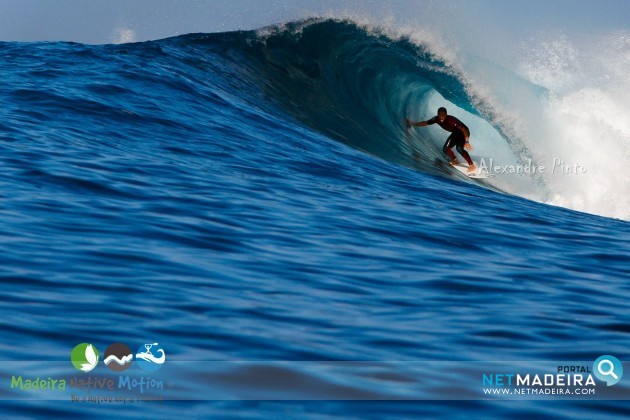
left=451, top=163, right=494, bottom=179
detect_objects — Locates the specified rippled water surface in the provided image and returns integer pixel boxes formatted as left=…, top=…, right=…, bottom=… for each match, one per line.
left=0, top=20, right=628, bottom=418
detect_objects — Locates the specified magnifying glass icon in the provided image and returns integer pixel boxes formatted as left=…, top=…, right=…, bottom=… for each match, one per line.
left=598, top=359, right=619, bottom=380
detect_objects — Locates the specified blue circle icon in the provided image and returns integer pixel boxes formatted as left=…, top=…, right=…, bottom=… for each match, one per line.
left=135, top=343, right=166, bottom=372
left=593, top=355, right=623, bottom=386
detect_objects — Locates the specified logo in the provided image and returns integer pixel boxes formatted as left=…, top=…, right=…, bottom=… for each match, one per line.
left=104, top=343, right=133, bottom=372
left=70, top=343, right=99, bottom=373
left=593, top=355, right=623, bottom=386
left=135, top=343, right=166, bottom=372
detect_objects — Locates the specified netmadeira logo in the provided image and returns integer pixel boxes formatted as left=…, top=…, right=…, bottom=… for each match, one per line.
left=482, top=355, right=624, bottom=397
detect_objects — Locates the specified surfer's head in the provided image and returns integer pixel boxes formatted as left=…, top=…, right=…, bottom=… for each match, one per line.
left=437, top=107, right=447, bottom=122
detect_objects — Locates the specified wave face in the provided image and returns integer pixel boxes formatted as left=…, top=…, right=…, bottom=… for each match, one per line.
left=1, top=19, right=629, bottom=418
left=176, top=18, right=629, bottom=219
left=195, top=19, right=536, bottom=192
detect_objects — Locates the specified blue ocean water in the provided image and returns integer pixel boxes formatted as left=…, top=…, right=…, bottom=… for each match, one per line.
left=0, top=19, right=628, bottom=418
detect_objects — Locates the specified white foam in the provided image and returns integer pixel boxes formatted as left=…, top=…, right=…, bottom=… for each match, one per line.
left=113, top=27, right=137, bottom=44
left=433, top=27, right=630, bottom=220
left=515, top=33, right=630, bottom=219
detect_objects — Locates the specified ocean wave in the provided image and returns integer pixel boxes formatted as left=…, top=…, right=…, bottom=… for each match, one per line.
left=2, top=18, right=626, bottom=218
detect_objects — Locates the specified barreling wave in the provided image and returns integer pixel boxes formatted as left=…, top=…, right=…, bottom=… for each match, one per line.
left=174, top=18, right=630, bottom=219
left=166, top=18, right=546, bottom=202
left=1, top=18, right=625, bottom=218
left=174, top=19, right=519, bottom=172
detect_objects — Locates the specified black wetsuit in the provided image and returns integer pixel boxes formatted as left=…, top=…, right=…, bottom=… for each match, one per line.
left=427, top=115, right=473, bottom=165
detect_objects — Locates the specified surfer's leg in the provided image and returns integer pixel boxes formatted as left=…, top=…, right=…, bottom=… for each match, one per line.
left=443, top=137, right=458, bottom=163
left=455, top=143, right=474, bottom=166
left=453, top=133, right=475, bottom=172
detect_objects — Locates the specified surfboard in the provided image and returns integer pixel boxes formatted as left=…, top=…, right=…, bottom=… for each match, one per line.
left=451, top=163, right=493, bottom=179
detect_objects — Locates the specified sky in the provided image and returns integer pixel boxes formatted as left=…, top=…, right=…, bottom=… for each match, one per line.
left=0, top=0, right=628, bottom=45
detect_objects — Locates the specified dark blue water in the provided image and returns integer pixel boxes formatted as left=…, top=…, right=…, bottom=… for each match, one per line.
left=1, top=19, right=628, bottom=418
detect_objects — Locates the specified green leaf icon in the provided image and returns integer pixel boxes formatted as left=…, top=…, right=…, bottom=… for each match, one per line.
left=71, top=343, right=99, bottom=372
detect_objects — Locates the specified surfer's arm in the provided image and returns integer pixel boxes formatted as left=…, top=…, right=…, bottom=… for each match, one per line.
left=460, top=125, right=472, bottom=150
left=405, top=118, right=430, bottom=128
left=460, top=125, right=470, bottom=141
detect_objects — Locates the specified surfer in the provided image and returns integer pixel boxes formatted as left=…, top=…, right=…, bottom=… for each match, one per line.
left=406, top=107, right=475, bottom=173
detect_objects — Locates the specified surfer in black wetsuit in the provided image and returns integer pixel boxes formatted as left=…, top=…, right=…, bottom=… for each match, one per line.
left=406, top=107, right=476, bottom=173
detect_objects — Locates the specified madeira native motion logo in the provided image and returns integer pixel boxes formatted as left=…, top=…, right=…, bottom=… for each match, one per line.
left=70, top=343, right=99, bottom=373
left=70, top=341, right=166, bottom=372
